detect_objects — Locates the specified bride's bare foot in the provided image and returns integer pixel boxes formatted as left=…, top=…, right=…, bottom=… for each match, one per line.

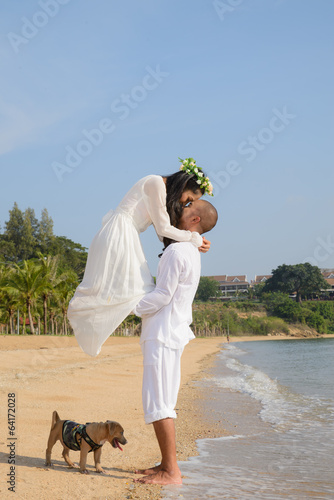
left=134, top=464, right=161, bottom=475
left=133, top=468, right=182, bottom=485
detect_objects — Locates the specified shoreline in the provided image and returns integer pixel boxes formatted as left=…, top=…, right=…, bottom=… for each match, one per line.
left=229, top=333, right=334, bottom=342
left=0, top=332, right=332, bottom=352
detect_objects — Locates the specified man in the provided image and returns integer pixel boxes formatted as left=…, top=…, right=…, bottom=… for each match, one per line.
left=133, top=199, right=218, bottom=485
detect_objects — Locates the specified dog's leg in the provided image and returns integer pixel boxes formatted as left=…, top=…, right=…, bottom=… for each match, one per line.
left=62, top=446, right=77, bottom=468
left=79, top=441, right=90, bottom=474
left=94, top=447, right=104, bottom=474
left=45, top=430, right=58, bottom=466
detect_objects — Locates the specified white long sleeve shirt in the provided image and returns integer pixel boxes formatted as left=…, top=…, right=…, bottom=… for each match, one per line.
left=134, top=241, right=201, bottom=349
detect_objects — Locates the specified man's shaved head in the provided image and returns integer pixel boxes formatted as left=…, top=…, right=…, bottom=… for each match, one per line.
left=179, top=199, right=218, bottom=235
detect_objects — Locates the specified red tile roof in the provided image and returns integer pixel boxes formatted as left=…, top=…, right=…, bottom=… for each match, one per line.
left=209, top=275, right=249, bottom=284
left=254, top=275, right=272, bottom=283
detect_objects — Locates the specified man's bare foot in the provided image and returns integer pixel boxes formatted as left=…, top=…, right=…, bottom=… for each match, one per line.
left=134, top=464, right=161, bottom=475
left=134, top=468, right=182, bottom=485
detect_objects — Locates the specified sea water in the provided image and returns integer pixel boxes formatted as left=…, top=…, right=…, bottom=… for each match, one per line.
left=163, top=338, right=334, bottom=499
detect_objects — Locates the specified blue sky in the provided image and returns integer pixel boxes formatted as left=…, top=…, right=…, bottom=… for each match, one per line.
left=1, top=0, right=333, bottom=280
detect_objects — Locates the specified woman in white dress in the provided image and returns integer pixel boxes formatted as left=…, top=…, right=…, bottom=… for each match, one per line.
left=68, top=158, right=213, bottom=356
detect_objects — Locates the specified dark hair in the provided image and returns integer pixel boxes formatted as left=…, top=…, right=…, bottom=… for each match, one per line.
left=165, top=171, right=206, bottom=226
left=161, top=171, right=206, bottom=252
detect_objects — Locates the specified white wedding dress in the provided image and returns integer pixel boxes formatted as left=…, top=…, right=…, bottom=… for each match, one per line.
left=68, top=175, right=202, bottom=356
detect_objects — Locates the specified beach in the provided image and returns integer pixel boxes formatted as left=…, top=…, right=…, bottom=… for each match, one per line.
left=0, top=334, right=228, bottom=500
left=1, top=333, right=331, bottom=499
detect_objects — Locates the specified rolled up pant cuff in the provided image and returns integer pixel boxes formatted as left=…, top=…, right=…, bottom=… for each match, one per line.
left=144, top=409, right=177, bottom=425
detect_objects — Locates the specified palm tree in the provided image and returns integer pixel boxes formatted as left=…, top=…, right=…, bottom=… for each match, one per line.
left=0, top=291, right=16, bottom=334
left=37, top=253, right=60, bottom=334
left=4, top=260, right=50, bottom=334
left=0, top=264, right=20, bottom=334
left=54, top=271, right=78, bottom=335
left=48, top=296, right=58, bottom=335
left=37, top=253, right=77, bottom=334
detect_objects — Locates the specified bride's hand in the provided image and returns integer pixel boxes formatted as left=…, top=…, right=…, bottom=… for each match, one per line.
left=199, top=237, right=211, bottom=253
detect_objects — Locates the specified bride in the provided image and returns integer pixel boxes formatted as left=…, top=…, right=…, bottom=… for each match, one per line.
left=68, top=158, right=213, bottom=356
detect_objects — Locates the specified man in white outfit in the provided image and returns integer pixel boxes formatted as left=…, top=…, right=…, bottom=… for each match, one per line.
left=133, top=199, right=218, bottom=485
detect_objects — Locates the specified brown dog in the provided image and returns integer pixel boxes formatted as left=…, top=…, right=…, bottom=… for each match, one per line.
left=45, top=410, right=127, bottom=474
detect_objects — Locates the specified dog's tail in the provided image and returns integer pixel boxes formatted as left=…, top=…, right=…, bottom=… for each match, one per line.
left=51, top=410, right=60, bottom=430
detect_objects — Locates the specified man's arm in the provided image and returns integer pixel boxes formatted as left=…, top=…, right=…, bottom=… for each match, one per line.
left=134, top=248, right=184, bottom=317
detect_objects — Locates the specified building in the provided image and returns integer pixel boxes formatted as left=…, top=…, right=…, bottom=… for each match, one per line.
left=322, top=271, right=334, bottom=295
left=254, top=275, right=272, bottom=284
left=210, top=275, right=249, bottom=296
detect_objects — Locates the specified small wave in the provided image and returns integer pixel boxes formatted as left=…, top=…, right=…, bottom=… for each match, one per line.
left=212, top=350, right=334, bottom=429
left=219, top=344, right=246, bottom=357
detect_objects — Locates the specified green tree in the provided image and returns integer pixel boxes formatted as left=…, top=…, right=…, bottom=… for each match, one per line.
left=50, top=236, right=87, bottom=279
left=4, top=260, right=49, bottom=334
left=263, top=263, right=328, bottom=303
left=252, top=282, right=265, bottom=299
left=20, top=209, right=37, bottom=260
left=54, top=272, right=78, bottom=335
left=0, top=204, right=87, bottom=273
left=3, top=203, right=24, bottom=261
left=37, top=253, right=75, bottom=334
left=25, top=208, right=39, bottom=239
left=38, top=208, right=55, bottom=253
left=0, top=264, right=20, bottom=334
left=1, top=204, right=38, bottom=261
left=262, top=292, right=301, bottom=321
left=0, top=237, right=16, bottom=263
left=195, top=276, right=220, bottom=302
left=37, top=253, right=58, bottom=334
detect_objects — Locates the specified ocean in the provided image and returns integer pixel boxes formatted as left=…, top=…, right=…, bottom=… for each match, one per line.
left=164, top=337, right=334, bottom=499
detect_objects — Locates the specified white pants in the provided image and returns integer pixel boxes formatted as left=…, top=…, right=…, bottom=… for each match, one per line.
left=141, top=340, right=184, bottom=425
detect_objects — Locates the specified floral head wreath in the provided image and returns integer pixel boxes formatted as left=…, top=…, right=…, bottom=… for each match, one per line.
left=179, top=157, right=213, bottom=196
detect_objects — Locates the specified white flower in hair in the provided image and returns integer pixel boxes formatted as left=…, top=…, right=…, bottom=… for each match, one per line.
left=178, top=156, right=214, bottom=196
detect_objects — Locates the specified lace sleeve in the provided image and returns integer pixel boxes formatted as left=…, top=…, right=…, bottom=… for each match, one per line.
left=142, top=176, right=202, bottom=247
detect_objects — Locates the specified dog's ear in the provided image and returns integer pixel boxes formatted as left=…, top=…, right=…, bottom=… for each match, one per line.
left=107, top=421, right=118, bottom=436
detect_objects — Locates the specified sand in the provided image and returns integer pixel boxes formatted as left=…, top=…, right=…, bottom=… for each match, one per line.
left=0, top=335, right=227, bottom=500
